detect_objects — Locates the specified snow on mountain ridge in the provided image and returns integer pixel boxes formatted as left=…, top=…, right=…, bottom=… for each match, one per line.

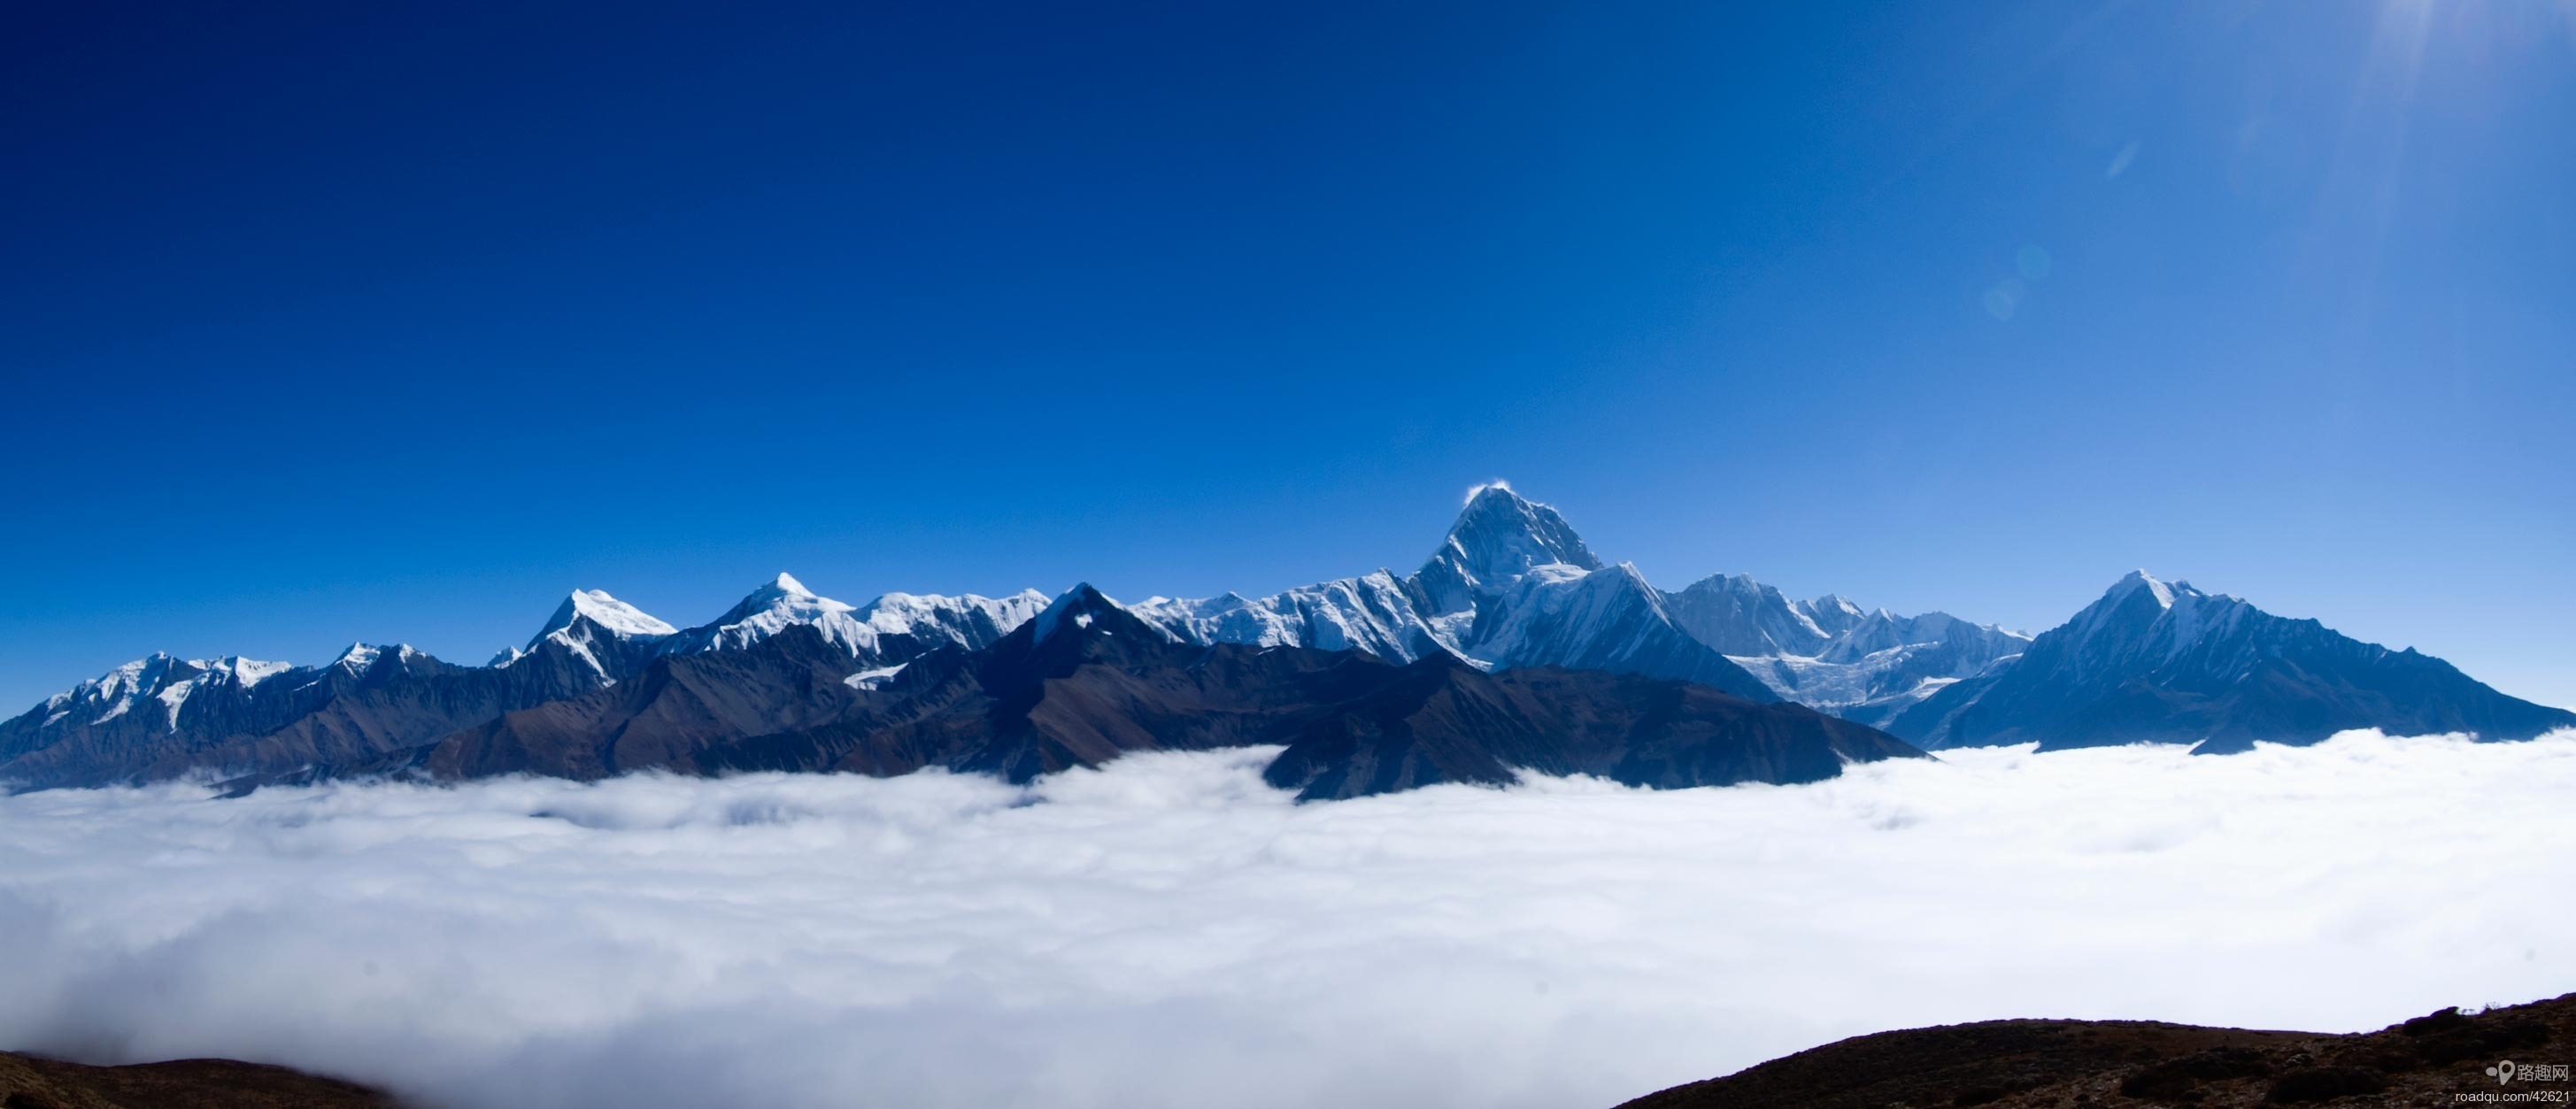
left=31, top=653, right=294, bottom=733
left=670, top=574, right=864, bottom=656
left=8, top=482, right=2017, bottom=738
left=533, top=589, right=680, bottom=643
left=1022, top=583, right=1175, bottom=649
left=1665, top=573, right=1835, bottom=656
left=49, top=654, right=189, bottom=727
left=667, top=576, right=1048, bottom=662
left=1414, top=484, right=1603, bottom=614
left=1885, top=566, right=2576, bottom=751
left=854, top=589, right=1049, bottom=639
left=1796, top=594, right=1870, bottom=638
left=1113, top=483, right=2001, bottom=711
left=335, top=643, right=383, bottom=673
left=1134, top=571, right=1433, bottom=662
left=1662, top=568, right=2027, bottom=720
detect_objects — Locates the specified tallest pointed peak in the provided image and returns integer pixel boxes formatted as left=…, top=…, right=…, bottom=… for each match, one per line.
left=1443, top=481, right=1599, bottom=570
left=1415, top=481, right=1603, bottom=612
left=1454, top=481, right=1562, bottom=528
left=2105, top=569, right=2176, bottom=609
left=1462, top=479, right=1521, bottom=507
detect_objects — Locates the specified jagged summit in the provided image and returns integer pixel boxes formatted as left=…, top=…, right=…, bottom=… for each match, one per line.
left=2104, top=567, right=2174, bottom=605
left=855, top=589, right=1049, bottom=632
left=9, top=652, right=295, bottom=741
left=1022, top=583, right=1159, bottom=645
left=1136, top=482, right=1978, bottom=710
left=4, top=579, right=1052, bottom=788
left=1888, top=568, right=2575, bottom=751
left=9, top=482, right=2563, bottom=794
left=1797, top=594, right=1870, bottom=638
left=532, top=589, right=678, bottom=645
left=1133, top=571, right=1432, bottom=663
left=2055, top=569, right=2249, bottom=654
left=1666, top=572, right=1834, bottom=657
left=710, top=574, right=855, bottom=625
left=1415, top=481, right=1603, bottom=613
left=331, top=643, right=418, bottom=673
left=667, top=575, right=1045, bottom=665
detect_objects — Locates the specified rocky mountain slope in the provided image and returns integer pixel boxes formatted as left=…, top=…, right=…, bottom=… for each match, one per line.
left=0, top=1051, right=396, bottom=1108
left=1135, top=482, right=2025, bottom=712
left=0, top=582, right=1045, bottom=789
left=1615, top=990, right=2571, bottom=1109
left=1889, top=571, right=2576, bottom=751
left=8, top=483, right=2563, bottom=791
left=410, top=584, right=1925, bottom=799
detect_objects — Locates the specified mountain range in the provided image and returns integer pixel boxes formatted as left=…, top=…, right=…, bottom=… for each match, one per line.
left=1887, top=570, right=2575, bottom=753
left=4, top=484, right=2565, bottom=794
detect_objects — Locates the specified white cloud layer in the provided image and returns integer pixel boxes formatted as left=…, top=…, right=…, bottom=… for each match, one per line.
left=3, top=730, right=2572, bottom=1109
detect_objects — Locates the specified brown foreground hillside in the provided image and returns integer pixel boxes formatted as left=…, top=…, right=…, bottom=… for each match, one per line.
left=1618, top=991, right=2572, bottom=1109
left=0, top=1051, right=397, bottom=1109
left=7, top=990, right=2564, bottom=1108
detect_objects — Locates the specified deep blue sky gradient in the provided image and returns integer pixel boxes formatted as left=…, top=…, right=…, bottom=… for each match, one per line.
left=5, top=1, right=2572, bottom=710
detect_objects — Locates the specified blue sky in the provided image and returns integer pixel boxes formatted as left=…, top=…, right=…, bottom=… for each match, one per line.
left=4, top=0, right=2571, bottom=712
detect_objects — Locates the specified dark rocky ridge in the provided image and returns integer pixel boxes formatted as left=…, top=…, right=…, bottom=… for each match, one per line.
left=0, top=1051, right=397, bottom=1108
left=416, top=586, right=1924, bottom=799
left=0, top=592, right=1033, bottom=792
left=1892, top=573, right=2576, bottom=752
left=12, top=490, right=2565, bottom=794
left=12, top=989, right=2557, bottom=1108
left=1616, top=990, right=2572, bottom=1109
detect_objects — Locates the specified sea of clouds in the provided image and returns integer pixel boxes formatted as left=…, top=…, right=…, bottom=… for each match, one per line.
left=3, top=729, right=2572, bottom=1109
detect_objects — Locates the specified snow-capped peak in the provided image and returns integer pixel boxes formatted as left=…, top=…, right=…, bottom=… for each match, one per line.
left=534, top=589, right=679, bottom=643
left=667, top=574, right=860, bottom=654
left=28, top=654, right=178, bottom=728
left=332, top=643, right=420, bottom=675
left=2053, top=569, right=2265, bottom=666
left=1415, top=481, right=1605, bottom=612
left=1025, top=583, right=1125, bottom=644
left=1665, top=570, right=1836, bottom=656
left=199, top=655, right=293, bottom=687
left=1129, top=572, right=1431, bottom=662
left=2110, top=568, right=2176, bottom=609
left=724, top=574, right=853, bottom=620
left=853, top=589, right=1048, bottom=636
left=659, top=581, right=1050, bottom=663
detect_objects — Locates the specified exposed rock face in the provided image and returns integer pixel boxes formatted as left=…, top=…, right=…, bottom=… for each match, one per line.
left=423, top=624, right=869, bottom=781
left=1664, top=573, right=1835, bottom=657
left=0, top=1050, right=397, bottom=1109
left=1139, top=484, right=1784, bottom=703
left=1612, top=990, right=2574, bottom=1109
left=421, top=585, right=1927, bottom=799
left=1889, top=571, right=2576, bottom=751
left=1259, top=652, right=1917, bottom=800
left=1415, top=481, right=1606, bottom=613
left=1, top=584, right=1045, bottom=791
left=10, top=486, right=2562, bottom=791
left=1135, top=485, right=2032, bottom=717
